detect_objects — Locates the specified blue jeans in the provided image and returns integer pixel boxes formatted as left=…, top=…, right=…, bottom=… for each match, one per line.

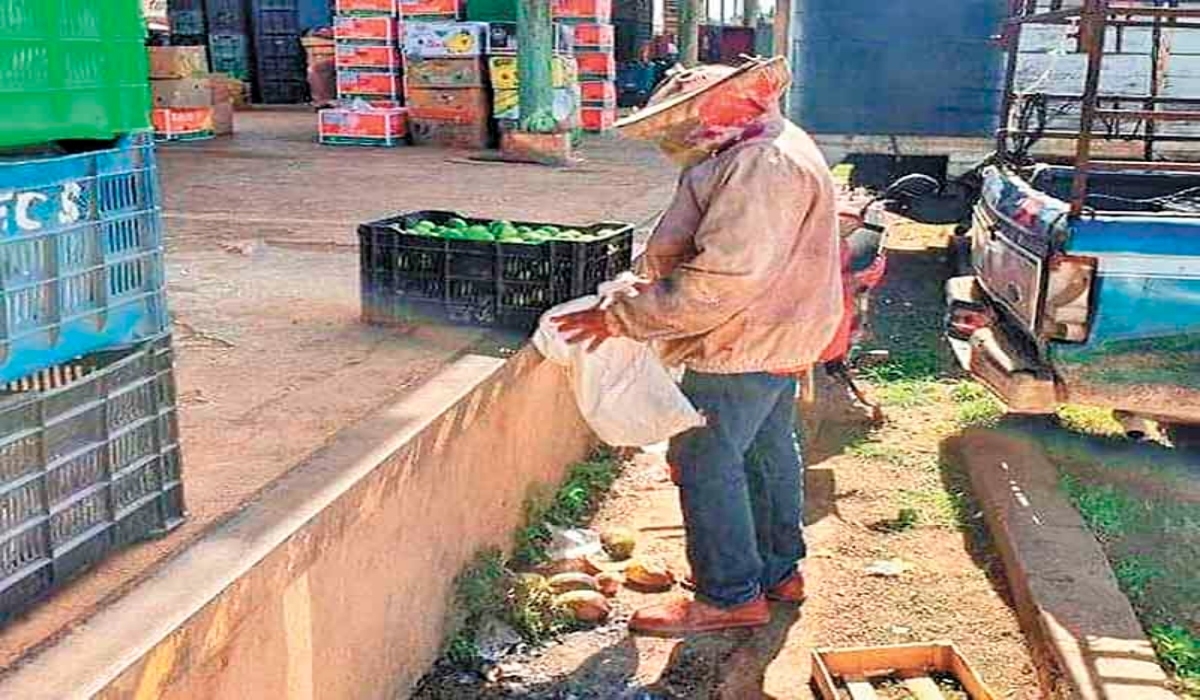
left=668, top=371, right=806, bottom=608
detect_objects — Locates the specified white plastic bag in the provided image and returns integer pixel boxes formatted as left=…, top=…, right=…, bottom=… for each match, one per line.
left=533, top=275, right=705, bottom=447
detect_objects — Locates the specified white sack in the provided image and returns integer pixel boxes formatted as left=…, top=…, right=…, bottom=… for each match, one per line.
left=533, top=275, right=705, bottom=447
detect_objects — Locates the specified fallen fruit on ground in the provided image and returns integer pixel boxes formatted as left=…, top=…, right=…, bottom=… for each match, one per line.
left=547, top=572, right=600, bottom=595
left=600, top=527, right=636, bottom=561
left=625, top=560, right=675, bottom=592
left=596, top=572, right=622, bottom=597
left=554, top=590, right=610, bottom=623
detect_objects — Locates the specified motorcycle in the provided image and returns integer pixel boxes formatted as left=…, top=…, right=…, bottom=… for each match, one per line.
left=810, top=173, right=942, bottom=421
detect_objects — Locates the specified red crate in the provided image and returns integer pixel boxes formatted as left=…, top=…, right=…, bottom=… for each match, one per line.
left=405, top=87, right=489, bottom=124
left=337, top=69, right=402, bottom=98
left=335, top=42, right=401, bottom=69
left=552, top=0, right=611, bottom=21
left=319, top=107, right=409, bottom=145
left=579, top=80, right=616, bottom=105
left=581, top=106, right=616, bottom=132
left=573, top=23, right=614, bottom=48
left=400, top=0, right=460, bottom=17
left=334, top=15, right=399, bottom=42
left=336, top=0, right=398, bottom=14
left=576, top=51, right=615, bottom=79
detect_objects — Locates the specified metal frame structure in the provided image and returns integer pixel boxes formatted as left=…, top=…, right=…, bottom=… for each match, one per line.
left=998, top=0, right=1200, bottom=214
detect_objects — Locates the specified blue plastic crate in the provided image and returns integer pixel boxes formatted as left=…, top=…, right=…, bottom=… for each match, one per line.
left=0, top=133, right=169, bottom=384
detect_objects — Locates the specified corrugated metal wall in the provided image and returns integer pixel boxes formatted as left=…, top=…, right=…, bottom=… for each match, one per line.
left=790, top=0, right=1005, bottom=136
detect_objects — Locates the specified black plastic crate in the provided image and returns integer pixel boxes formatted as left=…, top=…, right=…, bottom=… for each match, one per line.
left=205, top=0, right=249, bottom=34
left=359, top=210, right=633, bottom=330
left=0, top=334, right=184, bottom=624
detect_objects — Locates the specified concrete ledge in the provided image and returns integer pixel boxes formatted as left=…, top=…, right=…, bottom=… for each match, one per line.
left=949, top=429, right=1178, bottom=700
left=0, top=346, right=593, bottom=699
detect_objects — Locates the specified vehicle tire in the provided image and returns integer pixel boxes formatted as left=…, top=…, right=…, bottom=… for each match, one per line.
left=1163, top=423, right=1200, bottom=450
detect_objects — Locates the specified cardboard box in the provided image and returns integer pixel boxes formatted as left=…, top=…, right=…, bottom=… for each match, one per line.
left=400, top=0, right=460, bottom=18
left=151, top=78, right=213, bottom=109
left=404, top=57, right=487, bottom=88
left=409, top=118, right=489, bottom=149
left=335, top=42, right=401, bottom=69
left=149, top=46, right=209, bottom=79
left=579, top=80, right=616, bottom=105
left=552, top=0, right=611, bottom=22
left=319, top=107, right=409, bottom=146
left=484, top=22, right=575, bottom=55
left=337, top=69, right=402, bottom=98
left=334, top=15, right=400, bottom=42
left=572, top=23, right=614, bottom=49
left=212, top=101, right=235, bottom=136
left=576, top=51, right=615, bottom=79
left=489, top=55, right=577, bottom=90
left=492, top=87, right=578, bottom=128
left=152, top=107, right=214, bottom=140
left=405, top=87, right=489, bottom=124
left=403, top=22, right=487, bottom=58
left=211, top=74, right=247, bottom=109
left=581, top=106, right=615, bottom=132
left=336, top=0, right=398, bottom=13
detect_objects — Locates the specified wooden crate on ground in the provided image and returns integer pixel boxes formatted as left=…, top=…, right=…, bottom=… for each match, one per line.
left=811, top=642, right=997, bottom=700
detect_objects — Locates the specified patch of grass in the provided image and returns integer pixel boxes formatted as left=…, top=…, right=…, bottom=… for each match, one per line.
left=1056, top=405, right=1125, bottom=439
left=1059, top=472, right=1144, bottom=540
left=847, top=440, right=909, bottom=465
left=859, top=350, right=940, bottom=385
left=444, top=452, right=622, bottom=669
left=514, top=453, right=622, bottom=567
left=1112, top=555, right=1167, bottom=601
left=1150, top=625, right=1200, bottom=685
left=874, top=378, right=941, bottom=408
left=950, top=382, right=1004, bottom=428
left=899, top=485, right=971, bottom=530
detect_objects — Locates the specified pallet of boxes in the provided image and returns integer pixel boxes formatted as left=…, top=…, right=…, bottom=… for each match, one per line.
left=402, top=3, right=494, bottom=149
left=148, top=45, right=239, bottom=140
left=319, top=0, right=409, bottom=146
left=554, top=0, right=616, bottom=133
left=0, top=3, right=184, bottom=622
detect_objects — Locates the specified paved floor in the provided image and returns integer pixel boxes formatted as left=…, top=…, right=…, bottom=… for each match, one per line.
left=0, top=110, right=676, bottom=669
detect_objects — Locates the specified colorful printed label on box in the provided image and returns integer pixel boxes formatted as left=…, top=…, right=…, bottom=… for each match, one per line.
left=337, top=70, right=401, bottom=97
left=319, top=107, right=408, bottom=139
left=400, top=0, right=460, bottom=16
left=489, top=55, right=578, bottom=90
left=334, top=15, right=399, bottom=41
left=492, top=87, right=579, bottom=127
left=336, top=0, right=398, bottom=14
left=336, top=42, right=401, bottom=68
left=152, top=107, right=214, bottom=135
left=403, top=22, right=486, bottom=58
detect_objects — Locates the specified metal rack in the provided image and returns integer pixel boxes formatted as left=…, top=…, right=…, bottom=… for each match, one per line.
left=998, top=0, right=1200, bottom=213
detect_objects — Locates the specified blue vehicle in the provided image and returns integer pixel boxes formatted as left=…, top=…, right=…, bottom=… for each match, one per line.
left=945, top=2, right=1200, bottom=444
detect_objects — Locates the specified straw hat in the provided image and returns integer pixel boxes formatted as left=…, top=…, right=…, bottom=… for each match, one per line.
left=615, top=56, right=791, bottom=164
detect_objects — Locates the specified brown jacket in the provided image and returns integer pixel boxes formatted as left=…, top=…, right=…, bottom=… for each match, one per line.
left=606, top=119, right=843, bottom=374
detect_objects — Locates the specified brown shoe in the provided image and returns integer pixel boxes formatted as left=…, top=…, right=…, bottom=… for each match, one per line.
left=629, top=596, right=770, bottom=637
left=767, top=572, right=806, bottom=604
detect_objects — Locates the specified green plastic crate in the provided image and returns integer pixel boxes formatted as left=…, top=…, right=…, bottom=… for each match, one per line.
left=0, top=1, right=152, bottom=149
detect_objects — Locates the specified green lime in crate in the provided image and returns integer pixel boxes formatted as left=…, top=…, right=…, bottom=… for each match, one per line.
left=0, top=1, right=151, bottom=149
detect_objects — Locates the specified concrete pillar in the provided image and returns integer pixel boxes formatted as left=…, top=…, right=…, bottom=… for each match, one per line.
left=517, top=0, right=556, bottom=132
left=679, top=0, right=702, bottom=66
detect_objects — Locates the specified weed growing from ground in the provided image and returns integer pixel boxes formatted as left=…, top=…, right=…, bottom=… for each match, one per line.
left=1059, top=472, right=1143, bottom=540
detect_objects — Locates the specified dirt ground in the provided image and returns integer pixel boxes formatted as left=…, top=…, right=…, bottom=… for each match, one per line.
left=0, top=110, right=677, bottom=670
left=415, top=224, right=1044, bottom=697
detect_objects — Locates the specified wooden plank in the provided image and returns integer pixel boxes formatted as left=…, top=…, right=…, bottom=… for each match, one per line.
left=901, top=675, right=946, bottom=700
left=809, top=650, right=842, bottom=700
left=946, top=645, right=1000, bottom=700
left=817, top=643, right=950, bottom=678
left=845, top=679, right=880, bottom=700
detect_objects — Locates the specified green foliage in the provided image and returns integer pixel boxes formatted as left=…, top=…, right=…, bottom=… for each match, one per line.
left=1150, top=625, right=1200, bottom=683
left=1060, top=472, right=1142, bottom=540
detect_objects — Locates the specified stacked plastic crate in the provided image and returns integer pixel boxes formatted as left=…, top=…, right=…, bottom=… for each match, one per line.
left=320, top=0, right=409, bottom=146
left=402, top=7, right=493, bottom=149
left=555, top=0, right=616, bottom=132
left=0, top=3, right=182, bottom=622
left=486, top=22, right=580, bottom=138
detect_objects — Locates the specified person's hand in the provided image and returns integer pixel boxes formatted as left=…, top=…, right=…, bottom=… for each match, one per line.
left=553, top=308, right=614, bottom=352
